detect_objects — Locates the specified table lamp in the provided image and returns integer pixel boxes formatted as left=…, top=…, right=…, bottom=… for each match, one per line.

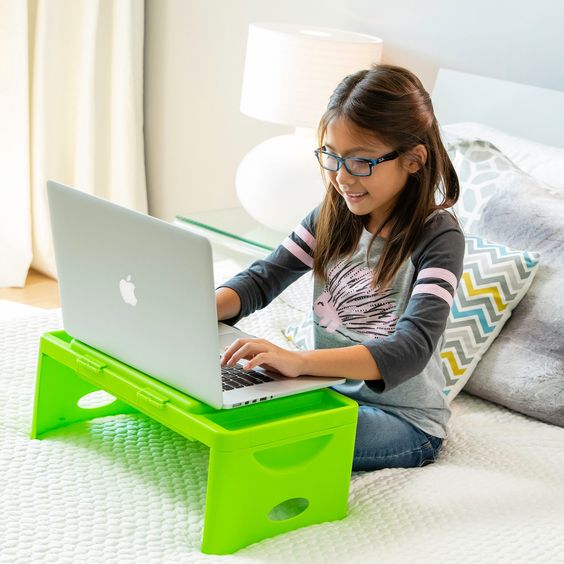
left=237, top=23, right=383, bottom=233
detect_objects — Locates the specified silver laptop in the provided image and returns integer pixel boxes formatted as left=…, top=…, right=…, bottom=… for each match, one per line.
left=46, top=181, right=344, bottom=409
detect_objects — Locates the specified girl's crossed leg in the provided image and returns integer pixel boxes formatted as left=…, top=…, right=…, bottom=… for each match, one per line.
left=353, top=405, right=444, bottom=472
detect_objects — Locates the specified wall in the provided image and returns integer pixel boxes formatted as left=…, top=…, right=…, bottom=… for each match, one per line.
left=144, top=0, right=564, bottom=221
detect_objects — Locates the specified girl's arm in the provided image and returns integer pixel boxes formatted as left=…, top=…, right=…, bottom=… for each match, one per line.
left=216, top=287, right=241, bottom=321
left=221, top=337, right=383, bottom=381
left=301, top=345, right=382, bottom=381
left=217, top=208, right=318, bottom=325
left=361, top=216, right=465, bottom=393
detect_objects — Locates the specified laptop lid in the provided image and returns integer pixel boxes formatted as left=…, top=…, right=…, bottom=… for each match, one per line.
left=46, top=180, right=224, bottom=408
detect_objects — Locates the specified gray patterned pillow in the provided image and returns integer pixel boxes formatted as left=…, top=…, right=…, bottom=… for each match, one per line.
left=458, top=142, right=564, bottom=427
left=447, top=138, right=515, bottom=233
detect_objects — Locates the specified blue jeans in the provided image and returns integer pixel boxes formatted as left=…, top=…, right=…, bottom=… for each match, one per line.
left=352, top=405, right=444, bottom=472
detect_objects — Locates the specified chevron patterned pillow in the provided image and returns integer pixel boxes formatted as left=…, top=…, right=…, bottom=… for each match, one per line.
left=441, top=236, right=540, bottom=402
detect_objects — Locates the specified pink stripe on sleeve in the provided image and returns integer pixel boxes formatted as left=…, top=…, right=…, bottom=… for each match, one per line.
left=282, top=238, right=314, bottom=268
left=293, top=224, right=316, bottom=250
left=412, top=284, right=453, bottom=307
left=417, top=268, right=458, bottom=291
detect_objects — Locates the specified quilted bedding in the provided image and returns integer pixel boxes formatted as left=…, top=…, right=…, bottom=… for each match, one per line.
left=1, top=289, right=563, bottom=563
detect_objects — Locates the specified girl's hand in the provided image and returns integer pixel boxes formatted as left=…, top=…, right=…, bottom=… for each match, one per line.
left=221, top=338, right=305, bottom=378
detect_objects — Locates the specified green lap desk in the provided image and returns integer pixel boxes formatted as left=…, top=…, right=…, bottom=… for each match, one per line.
left=31, top=330, right=358, bottom=555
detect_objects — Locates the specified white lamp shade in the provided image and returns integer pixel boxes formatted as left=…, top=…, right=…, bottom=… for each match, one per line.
left=240, top=23, right=383, bottom=128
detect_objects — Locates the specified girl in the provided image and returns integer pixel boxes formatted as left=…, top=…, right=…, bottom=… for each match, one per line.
left=216, top=64, right=464, bottom=472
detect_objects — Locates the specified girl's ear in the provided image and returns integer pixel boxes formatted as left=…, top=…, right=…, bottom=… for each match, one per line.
left=405, top=144, right=428, bottom=174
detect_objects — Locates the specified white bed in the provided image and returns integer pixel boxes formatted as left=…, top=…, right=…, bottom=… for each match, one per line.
left=1, top=70, right=564, bottom=563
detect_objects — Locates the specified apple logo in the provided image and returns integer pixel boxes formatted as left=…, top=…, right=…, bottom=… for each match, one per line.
left=119, top=275, right=138, bottom=306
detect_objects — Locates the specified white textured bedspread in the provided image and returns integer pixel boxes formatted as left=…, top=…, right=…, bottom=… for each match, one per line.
left=1, top=297, right=563, bottom=564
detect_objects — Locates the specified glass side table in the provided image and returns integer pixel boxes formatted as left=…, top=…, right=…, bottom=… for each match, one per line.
left=174, top=208, right=286, bottom=261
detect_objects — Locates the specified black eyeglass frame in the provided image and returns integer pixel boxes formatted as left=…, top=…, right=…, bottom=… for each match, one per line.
left=314, top=147, right=400, bottom=177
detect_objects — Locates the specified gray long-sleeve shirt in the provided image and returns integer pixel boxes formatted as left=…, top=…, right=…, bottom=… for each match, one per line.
left=219, top=208, right=465, bottom=438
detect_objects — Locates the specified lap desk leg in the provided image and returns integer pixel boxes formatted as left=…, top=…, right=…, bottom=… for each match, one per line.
left=31, top=331, right=358, bottom=555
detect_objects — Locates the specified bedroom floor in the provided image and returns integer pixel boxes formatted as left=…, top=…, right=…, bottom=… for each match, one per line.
left=0, top=269, right=60, bottom=309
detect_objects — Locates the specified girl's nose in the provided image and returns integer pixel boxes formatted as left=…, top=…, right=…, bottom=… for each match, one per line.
left=335, top=165, right=353, bottom=185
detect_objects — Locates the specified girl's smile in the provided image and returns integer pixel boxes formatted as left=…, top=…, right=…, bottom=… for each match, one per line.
left=342, top=190, right=368, bottom=202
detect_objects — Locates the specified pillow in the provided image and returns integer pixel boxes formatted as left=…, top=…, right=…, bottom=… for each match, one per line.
left=462, top=162, right=564, bottom=427
left=446, top=137, right=518, bottom=234
left=443, top=122, right=564, bottom=192
left=283, top=309, right=314, bottom=351
left=441, top=236, right=540, bottom=401
left=282, top=236, right=540, bottom=404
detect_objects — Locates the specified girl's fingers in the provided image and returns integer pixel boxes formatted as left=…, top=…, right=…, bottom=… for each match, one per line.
left=221, top=338, right=276, bottom=369
left=221, top=338, right=253, bottom=365
left=226, top=341, right=267, bottom=367
left=231, top=345, right=254, bottom=366
left=243, top=352, right=269, bottom=371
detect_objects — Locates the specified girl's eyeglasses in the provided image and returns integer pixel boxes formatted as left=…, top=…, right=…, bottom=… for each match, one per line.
left=314, top=147, right=400, bottom=177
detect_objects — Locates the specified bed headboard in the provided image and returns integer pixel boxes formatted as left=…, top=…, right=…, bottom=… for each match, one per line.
left=432, top=68, right=564, bottom=148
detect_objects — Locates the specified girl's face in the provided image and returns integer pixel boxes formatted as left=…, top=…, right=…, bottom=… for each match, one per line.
left=324, top=117, right=413, bottom=235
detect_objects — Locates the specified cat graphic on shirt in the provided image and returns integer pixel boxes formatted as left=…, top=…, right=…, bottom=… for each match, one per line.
left=313, top=259, right=398, bottom=339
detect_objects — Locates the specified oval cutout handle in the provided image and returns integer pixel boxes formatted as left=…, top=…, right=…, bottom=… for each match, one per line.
left=268, top=497, right=309, bottom=521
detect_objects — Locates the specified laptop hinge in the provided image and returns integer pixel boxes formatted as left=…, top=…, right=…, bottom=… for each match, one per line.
left=76, top=356, right=107, bottom=377
left=137, top=388, right=170, bottom=410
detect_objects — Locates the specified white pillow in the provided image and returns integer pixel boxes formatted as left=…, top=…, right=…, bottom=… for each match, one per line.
left=442, top=122, right=564, bottom=192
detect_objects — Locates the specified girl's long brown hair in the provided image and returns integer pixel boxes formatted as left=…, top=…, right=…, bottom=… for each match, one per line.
left=314, top=64, right=459, bottom=290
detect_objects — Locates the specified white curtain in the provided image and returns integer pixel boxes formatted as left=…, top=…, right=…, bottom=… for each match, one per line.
left=0, top=0, right=147, bottom=286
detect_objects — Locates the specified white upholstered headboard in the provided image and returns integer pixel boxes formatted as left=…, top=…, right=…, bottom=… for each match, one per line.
left=432, top=69, right=564, bottom=148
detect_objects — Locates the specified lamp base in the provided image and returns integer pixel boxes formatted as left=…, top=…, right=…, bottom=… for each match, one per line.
left=235, top=128, right=326, bottom=234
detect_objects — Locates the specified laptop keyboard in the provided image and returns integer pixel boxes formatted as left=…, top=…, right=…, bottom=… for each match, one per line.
left=221, top=364, right=275, bottom=391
